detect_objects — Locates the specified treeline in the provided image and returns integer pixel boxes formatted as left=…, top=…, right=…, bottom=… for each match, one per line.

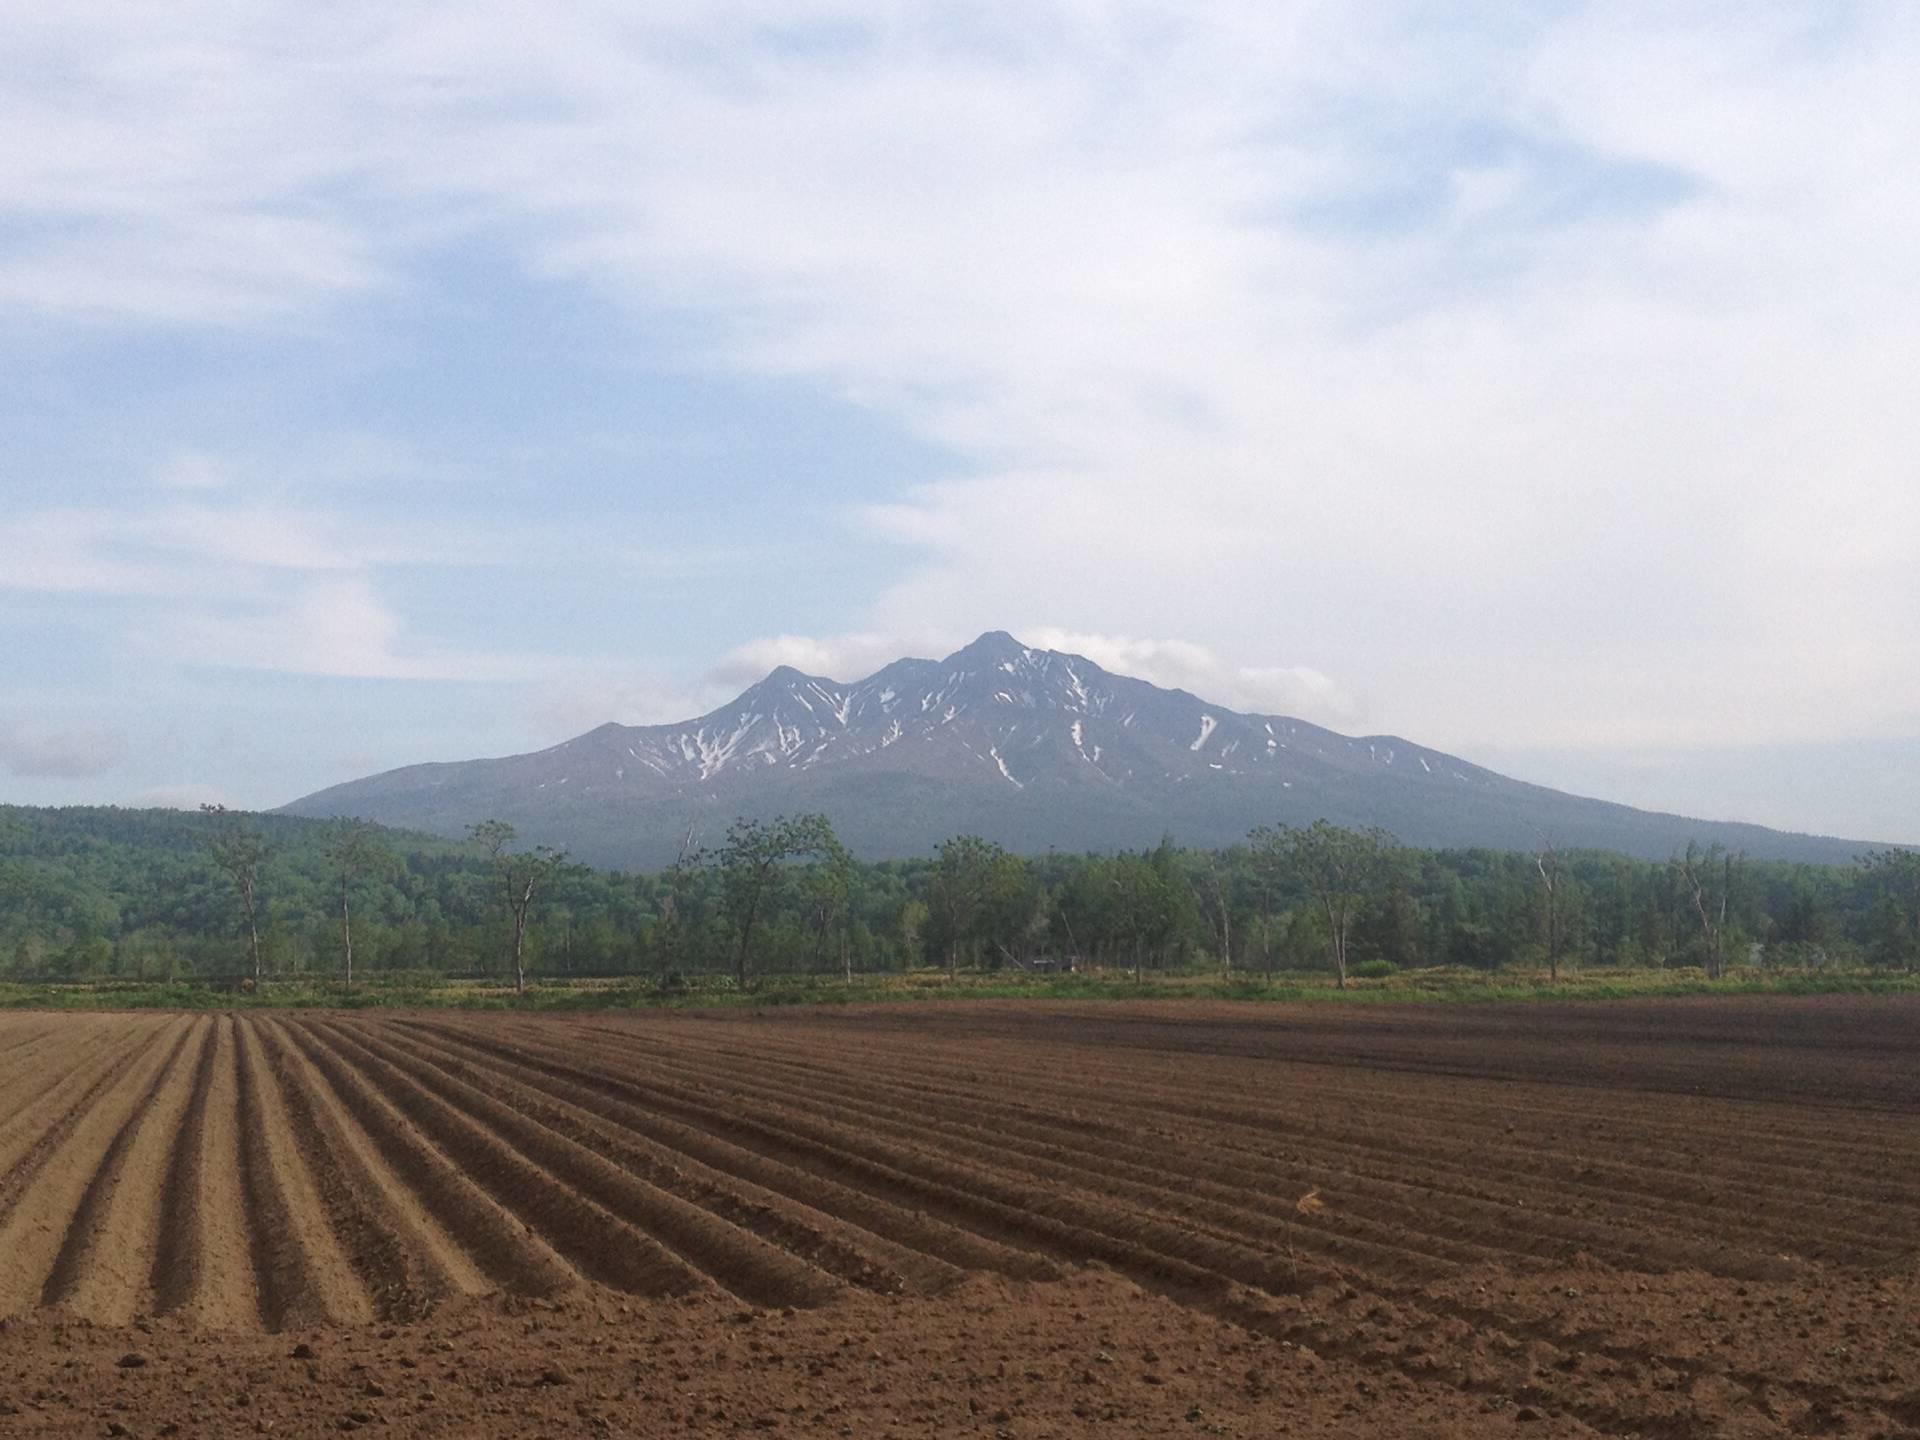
left=1, top=804, right=1916, bottom=985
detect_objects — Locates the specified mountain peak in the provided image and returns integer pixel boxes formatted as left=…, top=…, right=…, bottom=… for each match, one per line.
left=282, top=634, right=1876, bottom=869
left=949, top=630, right=1030, bottom=665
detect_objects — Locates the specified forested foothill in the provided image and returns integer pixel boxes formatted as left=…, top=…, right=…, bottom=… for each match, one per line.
left=1, top=803, right=1915, bottom=994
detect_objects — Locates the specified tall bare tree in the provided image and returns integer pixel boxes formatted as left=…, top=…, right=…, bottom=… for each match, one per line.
left=201, top=804, right=267, bottom=982
left=1535, top=832, right=1564, bottom=983
left=803, top=840, right=856, bottom=980
left=1248, top=829, right=1284, bottom=979
left=469, top=819, right=567, bottom=995
left=1200, top=854, right=1236, bottom=973
left=653, top=825, right=700, bottom=975
left=327, top=819, right=394, bottom=991
left=1675, top=842, right=1740, bottom=980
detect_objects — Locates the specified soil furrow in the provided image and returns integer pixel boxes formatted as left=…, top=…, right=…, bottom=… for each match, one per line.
left=389, top=1019, right=937, bottom=1296
left=38, top=1018, right=203, bottom=1316
left=2, top=997, right=1917, bottom=1440
left=411, top=1017, right=1057, bottom=1283
left=274, top=1018, right=575, bottom=1298
left=685, top=1030, right=1920, bottom=1246
left=0, top=1017, right=187, bottom=1318
left=329, top=1019, right=841, bottom=1308
left=149, top=1013, right=225, bottom=1318
left=437, top=1026, right=1327, bottom=1304
left=704, top=1032, right=1909, bottom=1271
left=0, top=1020, right=157, bottom=1190
left=254, top=1016, right=485, bottom=1318
left=300, top=1020, right=705, bottom=1300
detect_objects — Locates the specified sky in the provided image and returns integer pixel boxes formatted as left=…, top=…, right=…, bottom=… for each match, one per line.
left=2, top=2, right=1916, bottom=844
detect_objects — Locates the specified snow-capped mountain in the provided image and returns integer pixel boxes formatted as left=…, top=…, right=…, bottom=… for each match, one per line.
left=544, top=632, right=1480, bottom=793
left=281, top=632, right=1870, bottom=868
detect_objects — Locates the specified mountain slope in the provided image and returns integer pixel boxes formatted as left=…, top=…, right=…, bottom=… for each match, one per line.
left=282, top=632, right=1879, bottom=868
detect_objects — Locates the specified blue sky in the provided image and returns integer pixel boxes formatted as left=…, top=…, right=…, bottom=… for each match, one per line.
left=2, top=2, right=1916, bottom=843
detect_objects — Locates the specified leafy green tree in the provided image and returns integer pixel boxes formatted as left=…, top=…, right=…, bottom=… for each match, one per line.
left=1860, top=850, right=1920, bottom=971
left=4, top=801, right=1914, bottom=993
left=1357, top=883, right=1423, bottom=971
left=897, top=898, right=929, bottom=967
left=928, top=835, right=1018, bottom=976
left=713, top=814, right=841, bottom=988
left=980, top=851, right=1041, bottom=969
left=1870, top=892, right=1913, bottom=969
left=1773, top=872, right=1828, bottom=952
left=1251, top=820, right=1396, bottom=988
left=1107, top=850, right=1179, bottom=980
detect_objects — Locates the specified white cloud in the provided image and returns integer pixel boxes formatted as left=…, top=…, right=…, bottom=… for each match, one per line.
left=141, top=575, right=540, bottom=683
left=4, top=486, right=550, bottom=684
left=522, top=668, right=726, bottom=739
left=0, top=718, right=128, bottom=779
left=706, top=630, right=960, bottom=689
left=2, top=2, right=1917, bottom=791
left=0, top=495, right=475, bottom=601
left=1022, top=630, right=1363, bottom=727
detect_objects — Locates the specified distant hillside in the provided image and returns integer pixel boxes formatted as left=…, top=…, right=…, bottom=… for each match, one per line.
left=283, top=632, right=1882, bottom=869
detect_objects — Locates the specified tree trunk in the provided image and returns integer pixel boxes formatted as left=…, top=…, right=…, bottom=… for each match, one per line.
left=1537, top=845, right=1561, bottom=984
left=1208, top=864, right=1233, bottom=975
left=735, top=901, right=758, bottom=989
left=1547, top=896, right=1559, bottom=983
left=512, top=911, right=527, bottom=996
left=341, top=881, right=353, bottom=991
left=1325, top=899, right=1346, bottom=989
left=243, top=884, right=262, bottom=982
left=812, top=909, right=833, bottom=974
left=1715, top=857, right=1731, bottom=980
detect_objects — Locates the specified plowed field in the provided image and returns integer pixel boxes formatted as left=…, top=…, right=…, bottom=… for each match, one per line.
left=1, top=997, right=1917, bottom=1437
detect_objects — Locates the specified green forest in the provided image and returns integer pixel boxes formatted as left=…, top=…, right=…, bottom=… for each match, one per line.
left=1, top=804, right=1915, bottom=988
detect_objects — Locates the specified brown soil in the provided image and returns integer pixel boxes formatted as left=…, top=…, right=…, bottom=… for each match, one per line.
left=0, top=995, right=1916, bottom=1438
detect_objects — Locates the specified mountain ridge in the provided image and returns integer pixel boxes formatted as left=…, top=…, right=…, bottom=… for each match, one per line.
left=281, top=632, right=1882, bottom=868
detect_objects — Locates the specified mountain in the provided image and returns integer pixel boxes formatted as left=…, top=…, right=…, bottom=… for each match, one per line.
left=281, top=631, right=1880, bottom=868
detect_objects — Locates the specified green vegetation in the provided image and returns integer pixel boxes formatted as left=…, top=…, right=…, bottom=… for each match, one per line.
left=1, top=961, right=1914, bottom=1014
left=0, top=803, right=1914, bottom=1008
